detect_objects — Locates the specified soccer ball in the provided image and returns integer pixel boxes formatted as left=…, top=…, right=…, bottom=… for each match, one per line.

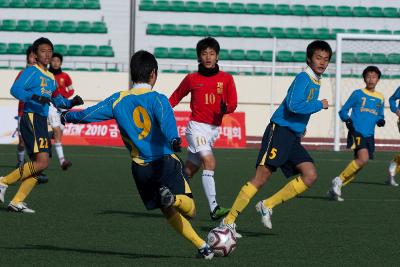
left=207, top=226, right=237, bottom=257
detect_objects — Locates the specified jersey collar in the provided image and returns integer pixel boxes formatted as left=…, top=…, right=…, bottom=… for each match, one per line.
left=33, top=64, right=55, bottom=80
left=130, top=83, right=153, bottom=94
left=305, top=67, right=321, bottom=82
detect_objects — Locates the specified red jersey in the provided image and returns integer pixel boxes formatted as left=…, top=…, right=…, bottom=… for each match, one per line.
left=15, top=70, right=24, bottom=116
left=169, top=71, right=237, bottom=126
left=52, top=72, right=74, bottom=99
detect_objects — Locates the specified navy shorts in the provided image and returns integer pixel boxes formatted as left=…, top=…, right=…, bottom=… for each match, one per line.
left=256, top=123, right=314, bottom=178
left=131, top=154, right=192, bottom=210
left=347, top=131, right=375, bottom=160
left=19, top=112, right=51, bottom=158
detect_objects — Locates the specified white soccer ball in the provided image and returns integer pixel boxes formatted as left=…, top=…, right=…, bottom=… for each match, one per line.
left=207, top=226, right=237, bottom=257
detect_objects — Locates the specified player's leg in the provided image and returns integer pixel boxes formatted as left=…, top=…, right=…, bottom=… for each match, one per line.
left=184, top=152, right=201, bottom=179
left=49, top=106, right=71, bottom=170
left=16, top=120, right=25, bottom=168
left=386, top=154, right=400, bottom=186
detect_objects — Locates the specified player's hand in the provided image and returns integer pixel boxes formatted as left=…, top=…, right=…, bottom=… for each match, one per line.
left=71, top=95, right=84, bottom=107
left=31, top=94, right=51, bottom=105
left=60, top=111, right=68, bottom=125
left=345, top=119, right=355, bottom=132
left=376, top=119, right=385, bottom=127
left=170, top=137, right=182, bottom=152
left=220, top=100, right=227, bottom=114
left=321, top=99, right=329, bottom=109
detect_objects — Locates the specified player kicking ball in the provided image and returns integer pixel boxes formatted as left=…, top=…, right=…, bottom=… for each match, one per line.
left=220, top=40, right=331, bottom=234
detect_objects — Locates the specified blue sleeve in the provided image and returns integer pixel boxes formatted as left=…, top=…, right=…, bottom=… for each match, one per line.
left=389, top=87, right=400, bottom=113
left=339, top=91, right=357, bottom=121
left=10, top=68, right=35, bottom=102
left=65, top=93, right=118, bottom=123
left=52, top=95, right=72, bottom=109
left=153, top=94, right=179, bottom=141
left=285, top=74, right=323, bottom=114
left=378, top=99, right=384, bottom=121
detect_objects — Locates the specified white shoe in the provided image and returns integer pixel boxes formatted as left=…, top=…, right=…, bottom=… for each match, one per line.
left=8, top=202, right=35, bottom=213
left=255, top=201, right=273, bottom=229
left=327, top=189, right=344, bottom=202
left=331, top=176, right=343, bottom=196
left=385, top=176, right=399, bottom=187
left=0, top=179, right=8, bottom=203
left=220, top=218, right=242, bottom=238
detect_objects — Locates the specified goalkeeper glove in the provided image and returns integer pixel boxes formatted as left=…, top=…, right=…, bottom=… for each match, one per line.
left=31, top=94, right=51, bottom=105
left=71, top=95, right=84, bottom=107
left=345, top=119, right=355, bottom=132
left=170, top=137, right=182, bottom=152
left=220, top=100, right=227, bottom=114
left=376, top=119, right=385, bottom=127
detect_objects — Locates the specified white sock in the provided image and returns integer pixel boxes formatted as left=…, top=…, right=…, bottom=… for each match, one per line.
left=201, top=170, right=218, bottom=211
left=55, top=142, right=65, bottom=164
left=17, top=150, right=25, bottom=163
left=389, top=161, right=397, bottom=177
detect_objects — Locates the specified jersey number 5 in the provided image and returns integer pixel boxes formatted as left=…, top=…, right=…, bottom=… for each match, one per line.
left=269, top=148, right=277, bottom=159
left=133, top=106, right=151, bottom=140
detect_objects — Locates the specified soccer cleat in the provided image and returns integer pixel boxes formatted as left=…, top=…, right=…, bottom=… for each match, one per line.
left=210, top=206, right=230, bottom=221
left=327, top=189, right=344, bottom=202
left=255, top=201, right=273, bottom=230
left=220, top=218, right=242, bottom=238
left=7, top=202, right=35, bottom=213
left=331, top=176, right=343, bottom=196
left=385, top=176, right=399, bottom=187
left=159, top=186, right=175, bottom=207
left=60, top=159, right=72, bottom=171
left=0, top=179, right=8, bottom=203
left=196, top=243, right=214, bottom=260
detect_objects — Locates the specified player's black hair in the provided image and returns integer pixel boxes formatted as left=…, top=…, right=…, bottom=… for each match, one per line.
left=196, top=37, right=220, bottom=59
left=306, top=40, right=332, bottom=65
left=130, top=50, right=158, bottom=84
left=52, top=52, right=63, bottom=63
left=26, top=45, right=34, bottom=62
left=362, top=65, right=381, bottom=80
left=32, top=37, right=53, bottom=53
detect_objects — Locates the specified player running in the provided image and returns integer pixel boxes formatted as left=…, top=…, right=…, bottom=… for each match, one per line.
left=386, top=86, right=400, bottom=187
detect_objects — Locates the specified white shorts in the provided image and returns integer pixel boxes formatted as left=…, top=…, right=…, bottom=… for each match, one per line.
left=48, top=105, right=63, bottom=129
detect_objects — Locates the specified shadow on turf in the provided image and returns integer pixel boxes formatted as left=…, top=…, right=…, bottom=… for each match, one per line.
left=351, top=181, right=386, bottom=186
left=199, top=226, right=276, bottom=237
left=95, top=210, right=163, bottom=218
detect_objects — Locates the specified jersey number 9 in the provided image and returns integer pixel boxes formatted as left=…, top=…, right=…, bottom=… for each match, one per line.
left=133, top=106, right=151, bottom=140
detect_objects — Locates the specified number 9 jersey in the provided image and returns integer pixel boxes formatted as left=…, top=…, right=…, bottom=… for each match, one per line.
left=64, top=85, right=179, bottom=164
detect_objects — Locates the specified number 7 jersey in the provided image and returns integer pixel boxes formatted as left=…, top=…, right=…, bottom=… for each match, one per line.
left=65, top=86, right=178, bottom=164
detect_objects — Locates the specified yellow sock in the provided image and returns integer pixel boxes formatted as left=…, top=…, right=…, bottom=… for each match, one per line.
left=224, top=182, right=258, bottom=225
left=11, top=177, right=38, bottom=204
left=339, top=160, right=361, bottom=185
left=167, top=212, right=205, bottom=249
left=173, top=195, right=195, bottom=218
left=395, top=154, right=400, bottom=165
left=264, top=176, right=308, bottom=209
left=1, top=162, right=39, bottom=185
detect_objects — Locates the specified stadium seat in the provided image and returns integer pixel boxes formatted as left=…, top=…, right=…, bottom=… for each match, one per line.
left=23, top=43, right=31, bottom=51
left=91, top=21, right=107, bottom=33
left=76, top=67, right=89, bottom=71
left=25, top=0, right=40, bottom=8
left=346, top=29, right=361, bottom=34
left=208, top=25, right=222, bottom=36
left=54, top=44, right=68, bottom=55
left=230, top=3, right=245, bottom=14
left=307, top=5, right=322, bottom=16
left=199, top=2, right=214, bottom=12
left=154, top=47, right=168, bottom=58
left=177, top=69, right=190, bottom=74
left=170, top=1, right=185, bottom=12
left=40, top=0, right=56, bottom=8
left=315, top=28, right=330, bottom=39
left=7, top=43, right=23, bottom=54
left=393, top=30, right=400, bottom=35
left=353, top=6, right=368, bottom=17
left=16, top=20, right=31, bottom=31
left=139, top=0, right=153, bottom=11
left=383, top=7, right=398, bottom=18
left=342, top=52, right=356, bottom=63
left=161, top=69, right=175, bottom=73
left=91, top=68, right=105, bottom=72
left=227, top=71, right=238, bottom=75
left=275, top=4, right=291, bottom=15
left=70, top=0, right=84, bottom=9
left=177, top=24, right=192, bottom=36
left=368, top=7, right=383, bottom=17
left=387, top=53, right=400, bottom=64
left=82, top=45, right=98, bottom=56
left=1, top=19, right=17, bottom=31
left=68, top=45, right=83, bottom=56
left=285, top=28, right=300, bottom=39
left=10, top=0, right=24, bottom=8
left=184, top=48, right=196, bottom=59
left=219, top=49, right=230, bottom=60
left=371, top=53, right=387, bottom=63
left=47, top=20, right=62, bottom=32
left=270, top=27, right=285, bottom=38
left=337, top=6, right=352, bottom=17
left=55, top=0, right=69, bottom=8
left=169, top=47, right=184, bottom=58
left=192, top=25, right=207, bottom=36
left=0, top=0, right=9, bottom=8
left=293, top=51, right=306, bottom=62
left=330, top=28, right=345, bottom=39
left=61, top=20, right=76, bottom=33
left=32, top=20, right=47, bottom=32
left=356, top=52, right=371, bottom=63
left=300, top=28, right=315, bottom=39
left=322, top=5, right=337, bottom=16
left=261, top=50, right=273, bottom=61
left=106, top=67, right=119, bottom=72
left=246, top=3, right=260, bottom=14
left=246, top=50, right=261, bottom=61
left=222, top=26, right=237, bottom=37
left=98, top=45, right=114, bottom=57
left=153, top=0, right=169, bottom=11
left=230, top=49, right=245, bottom=60
left=85, top=0, right=100, bottom=9
left=254, top=72, right=268, bottom=76
left=185, top=1, right=199, bottom=12
left=292, top=5, right=306, bottom=16
left=277, top=51, right=292, bottom=62
left=77, top=21, right=91, bottom=33
left=238, top=26, right=253, bottom=37
left=254, top=27, right=270, bottom=38
left=377, top=29, right=392, bottom=35
left=162, top=24, right=177, bottom=35
left=362, top=29, right=377, bottom=35
left=215, top=2, right=229, bottom=13
left=260, top=3, right=274, bottom=14
left=0, top=43, right=7, bottom=54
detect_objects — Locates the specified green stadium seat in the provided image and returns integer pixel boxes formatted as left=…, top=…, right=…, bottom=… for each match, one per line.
left=176, top=24, right=192, bottom=36
left=68, top=45, right=83, bottom=56
left=300, top=28, right=314, bottom=39
left=353, top=6, right=368, bottom=17
left=77, top=21, right=91, bottom=33
left=55, top=0, right=69, bottom=8
left=337, top=6, right=352, bottom=17
left=383, top=7, right=398, bottom=18
left=16, top=20, right=31, bottom=31
left=7, top=43, right=23, bottom=54
left=169, top=47, right=184, bottom=58
left=292, top=5, right=306, bottom=16
left=0, top=0, right=9, bottom=8
left=342, top=52, right=356, bottom=63
left=91, top=68, right=105, bottom=72
left=315, top=28, right=330, bottom=39
left=0, top=43, right=8, bottom=54
left=285, top=28, right=300, bottom=39
left=70, top=0, right=84, bottom=9
left=177, top=69, right=190, bottom=74
left=254, top=72, right=268, bottom=76
left=230, top=3, right=245, bottom=13
left=82, top=45, right=98, bottom=56
left=162, top=69, right=175, bottom=73
left=208, top=25, right=222, bottom=36
left=330, top=28, right=345, bottom=39
left=85, top=0, right=100, bottom=9
left=185, top=1, right=199, bottom=12
left=377, top=29, right=392, bottom=35
left=153, top=0, right=169, bottom=11
left=26, top=0, right=40, bottom=8
left=1, top=19, right=17, bottom=31
left=362, top=29, right=377, bottom=35
left=260, top=3, right=274, bottom=14
left=61, top=20, right=76, bottom=33
left=275, top=4, right=291, bottom=15
left=192, top=25, right=207, bottom=36
left=215, top=2, right=229, bottom=13
left=270, top=27, right=285, bottom=38
left=91, top=21, right=107, bottom=33
left=98, top=45, right=114, bottom=57
left=47, top=20, right=62, bottom=32
left=222, top=26, right=237, bottom=37
left=219, top=49, right=230, bottom=60
left=307, top=5, right=322, bottom=16
left=368, top=7, right=383, bottom=17
left=40, top=0, right=55, bottom=8
left=227, top=71, right=238, bottom=76
left=76, top=67, right=89, bottom=71
left=170, top=1, right=185, bottom=11
left=254, top=27, right=270, bottom=38
left=14, top=66, right=25, bottom=70
left=390, top=75, right=400, bottom=79
left=106, top=67, right=119, bottom=72
left=356, top=52, right=371, bottom=63
left=199, top=2, right=214, bottom=12
left=230, top=49, right=245, bottom=60
left=154, top=47, right=168, bottom=58
left=246, top=3, right=260, bottom=14
left=322, top=5, right=336, bottom=16
left=162, top=24, right=177, bottom=35
left=10, top=0, right=24, bottom=8
left=387, top=53, right=400, bottom=64
left=54, top=44, right=67, bottom=55
left=393, top=30, right=400, bottom=35
left=23, top=43, right=31, bottom=51
left=293, top=51, right=306, bottom=62
left=184, top=48, right=196, bottom=59
left=246, top=50, right=261, bottom=61
left=261, top=50, right=273, bottom=61
left=347, top=28, right=361, bottom=34
left=277, top=51, right=292, bottom=62
left=62, top=67, right=73, bottom=71
left=371, top=53, right=387, bottom=63
left=139, top=0, right=153, bottom=11
left=32, top=20, right=47, bottom=32
left=238, top=26, right=253, bottom=37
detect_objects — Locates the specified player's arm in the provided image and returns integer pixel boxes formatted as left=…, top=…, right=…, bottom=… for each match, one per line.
left=338, top=91, right=356, bottom=122
left=285, top=74, right=323, bottom=114
left=389, top=87, right=400, bottom=114
left=168, top=75, right=191, bottom=108
left=223, top=75, right=238, bottom=114
left=63, top=73, right=75, bottom=98
left=10, top=68, right=36, bottom=102
left=376, top=98, right=385, bottom=127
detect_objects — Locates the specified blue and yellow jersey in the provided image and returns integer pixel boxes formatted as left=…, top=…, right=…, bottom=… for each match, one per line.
left=10, top=64, right=72, bottom=117
left=271, top=68, right=323, bottom=136
left=339, top=89, right=384, bottom=137
left=389, top=86, right=400, bottom=113
left=65, top=85, right=179, bottom=164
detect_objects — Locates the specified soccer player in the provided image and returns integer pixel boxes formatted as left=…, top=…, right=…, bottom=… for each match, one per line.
left=328, top=66, right=385, bottom=201
left=48, top=52, right=75, bottom=170
left=385, top=86, right=400, bottom=186
left=0, top=37, right=84, bottom=213
left=61, top=50, right=214, bottom=259
left=169, top=37, right=238, bottom=221
left=220, top=40, right=331, bottom=234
